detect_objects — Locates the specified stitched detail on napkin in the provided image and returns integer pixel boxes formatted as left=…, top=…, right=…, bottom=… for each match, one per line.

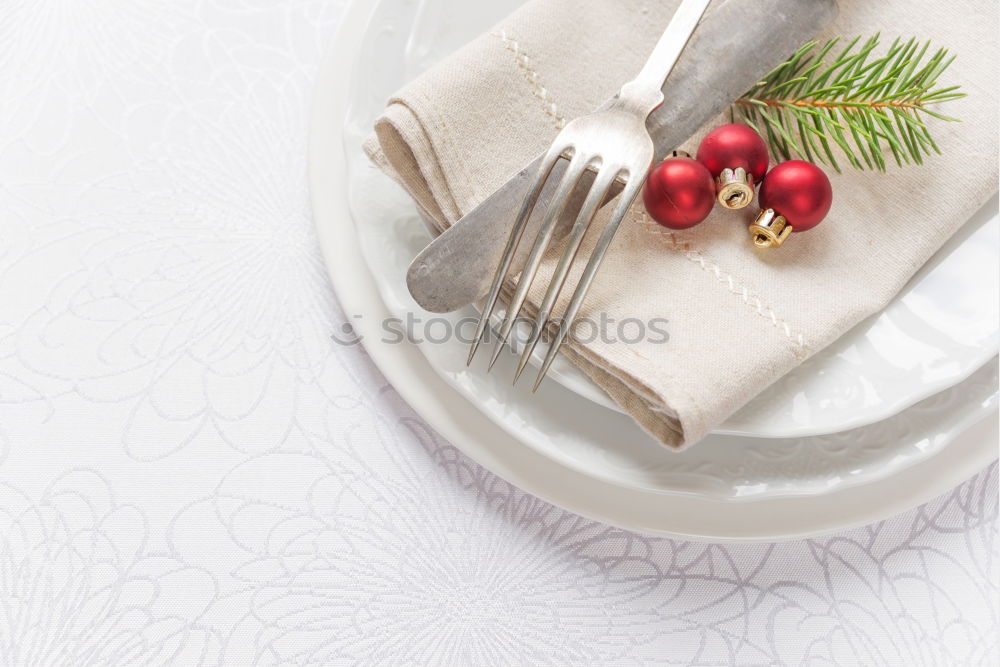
left=492, top=31, right=566, bottom=130
left=641, top=213, right=810, bottom=356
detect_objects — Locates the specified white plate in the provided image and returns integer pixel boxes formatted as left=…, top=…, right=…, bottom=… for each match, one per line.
left=311, top=0, right=999, bottom=538
left=339, top=0, right=998, bottom=439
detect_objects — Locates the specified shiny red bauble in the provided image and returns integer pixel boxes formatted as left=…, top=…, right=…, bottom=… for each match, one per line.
left=697, top=124, right=770, bottom=181
left=758, top=160, right=833, bottom=231
left=642, top=157, right=716, bottom=230
left=696, top=124, right=770, bottom=209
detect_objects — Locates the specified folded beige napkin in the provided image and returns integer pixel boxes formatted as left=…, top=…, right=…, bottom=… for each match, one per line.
left=365, top=0, right=998, bottom=449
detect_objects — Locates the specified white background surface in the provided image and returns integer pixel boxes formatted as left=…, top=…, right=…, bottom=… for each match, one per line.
left=0, top=1, right=996, bottom=664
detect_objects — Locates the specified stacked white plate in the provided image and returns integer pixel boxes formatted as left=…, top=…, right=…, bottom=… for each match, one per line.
left=310, top=0, right=999, bottom=540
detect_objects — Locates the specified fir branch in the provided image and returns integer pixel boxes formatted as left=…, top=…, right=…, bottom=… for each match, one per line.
left=732, top=34, right=965, bottom=172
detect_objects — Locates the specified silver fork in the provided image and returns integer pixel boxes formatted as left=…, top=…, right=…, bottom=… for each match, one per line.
left=467, top=0, right=711, bottom=390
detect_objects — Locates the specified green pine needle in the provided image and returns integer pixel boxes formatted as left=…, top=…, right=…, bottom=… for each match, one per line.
left=731, top=35, right=964, bottom=172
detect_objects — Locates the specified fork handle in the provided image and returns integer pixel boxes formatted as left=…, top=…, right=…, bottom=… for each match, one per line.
left=622, top=0, right=712, bottom=112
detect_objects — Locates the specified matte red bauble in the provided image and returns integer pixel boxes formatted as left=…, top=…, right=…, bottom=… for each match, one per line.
left=642, top=157, right=716, bottom=230
left=696, top=124, right=770, bottom=210
left=750, top=160, right=833, bottom=248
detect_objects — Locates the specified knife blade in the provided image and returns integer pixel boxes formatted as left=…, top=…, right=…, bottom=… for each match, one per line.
left=406, top=0, right=839, bottom=313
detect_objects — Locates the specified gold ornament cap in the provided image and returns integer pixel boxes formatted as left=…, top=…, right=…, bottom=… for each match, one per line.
left=748, top=208, right=793, bottom=248
left=715, top=167, right=755, bottom=209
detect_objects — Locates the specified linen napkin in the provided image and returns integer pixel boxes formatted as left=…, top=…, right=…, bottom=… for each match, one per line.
left=365, top=0, right=999, bottom=449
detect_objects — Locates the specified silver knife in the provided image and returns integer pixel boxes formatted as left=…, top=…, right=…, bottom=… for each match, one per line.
left=406, top=0, right=838, bottom=313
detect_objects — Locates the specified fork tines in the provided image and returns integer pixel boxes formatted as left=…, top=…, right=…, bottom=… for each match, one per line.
left=466, top=139, right=644, bottom=392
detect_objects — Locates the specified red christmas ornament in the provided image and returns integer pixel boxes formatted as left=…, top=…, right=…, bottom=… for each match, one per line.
left=749, top=160, right=833, bottom=248
left=696, top=124, right=770, bottom=210
left=642, top=157, right=716, bottom=230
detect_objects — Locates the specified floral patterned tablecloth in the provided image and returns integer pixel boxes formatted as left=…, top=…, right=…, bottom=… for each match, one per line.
left=0, top=1, right=996, bottom=664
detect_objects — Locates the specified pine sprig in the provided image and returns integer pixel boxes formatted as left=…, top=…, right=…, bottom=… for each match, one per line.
left=731, top=34, right=965, bottom=172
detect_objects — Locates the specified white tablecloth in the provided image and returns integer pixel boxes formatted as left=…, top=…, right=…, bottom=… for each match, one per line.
left=0, top=2, right=996, bottom=664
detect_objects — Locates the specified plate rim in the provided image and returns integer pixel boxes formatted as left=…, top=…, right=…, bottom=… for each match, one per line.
left=309, top=0, right=998, bottom=541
